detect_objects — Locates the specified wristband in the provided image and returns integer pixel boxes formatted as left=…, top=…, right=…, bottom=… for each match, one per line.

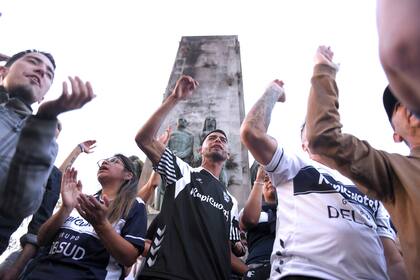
left=254, top=181, right=264, bottom=185
left=78, top=144, right=84, bottom=153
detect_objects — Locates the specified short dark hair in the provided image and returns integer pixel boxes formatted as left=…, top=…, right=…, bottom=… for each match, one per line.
left=5, top=50, right=56, bottom=69
left=200, top=129, right=228, bottom=145
left=383, top=86, right=398, bottom=125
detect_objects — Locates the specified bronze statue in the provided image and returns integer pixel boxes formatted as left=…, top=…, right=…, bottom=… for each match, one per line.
left=168, top=118, right=194, bottom=165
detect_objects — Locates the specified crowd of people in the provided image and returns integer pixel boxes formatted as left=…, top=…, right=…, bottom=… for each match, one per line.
left=0, top=1, right=419, bottom=279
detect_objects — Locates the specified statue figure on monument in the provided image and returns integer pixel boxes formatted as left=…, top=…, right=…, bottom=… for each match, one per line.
left=199, top=116, right=217, bottom=144
left=167, top=117, right=194, bottom=165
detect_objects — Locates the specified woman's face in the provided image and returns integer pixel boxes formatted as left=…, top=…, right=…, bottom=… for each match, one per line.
left=262, top=173, right=276, bottom=201
left=97, top=156, right=130, bottom=183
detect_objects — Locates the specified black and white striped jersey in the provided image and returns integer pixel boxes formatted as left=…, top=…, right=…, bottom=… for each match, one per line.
left=139, top=148, right=239, bottom=280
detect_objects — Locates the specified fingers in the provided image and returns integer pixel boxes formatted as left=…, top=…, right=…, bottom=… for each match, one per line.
left=267, top=79, right=286, bottom=103
left=273, top=79, right=284, bottom=87
left=173, top=75, right=198, bottom=99
left=66, top=76, right=95, bottom=105
left=82, top=140, right=97, bottom=153
left=102, top=195, right=111, bottom=207
left=256, top=165, right=266, bottom=180
left=69, top=76, right=81, bottom=99
left=63, top=168, right=77, bottom=185
left=77, top=180, right=83, bottom=192
left=76, top=194, right=96, bottom=217
left=62, top=81, right=69, bottom=97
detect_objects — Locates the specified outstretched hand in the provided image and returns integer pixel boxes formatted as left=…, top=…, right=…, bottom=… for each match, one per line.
left=171, top=75, right=198, bottom=100
left=79, top=140, right=97, bottom=153
left=266, top=79, right=286, bottom=102
left=61, top=168, right=83, bottom=211
left=314, top=46, right=339, bottom=71
left=76, top=194, right=110, bottom=227
left=37, top=76, right=96, bottom=118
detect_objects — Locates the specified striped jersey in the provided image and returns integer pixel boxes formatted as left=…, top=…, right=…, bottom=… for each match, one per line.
left=139, top=148, right=239, bottom=280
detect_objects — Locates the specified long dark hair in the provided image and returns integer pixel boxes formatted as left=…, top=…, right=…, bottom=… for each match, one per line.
left=99, top=154, right=139, bottom=224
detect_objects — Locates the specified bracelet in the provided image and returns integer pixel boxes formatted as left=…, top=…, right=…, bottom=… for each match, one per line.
left=78, top=144, right=84, bottom=153
left=254, top=181, right=264, bottom=185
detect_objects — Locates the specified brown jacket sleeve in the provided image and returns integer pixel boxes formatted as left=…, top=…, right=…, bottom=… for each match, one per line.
left=305, top=64, right=395, bottom=202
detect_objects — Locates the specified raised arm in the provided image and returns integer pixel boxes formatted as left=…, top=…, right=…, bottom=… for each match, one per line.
left=305, top=46, right=396, bottom=200
left=37, top=168, right=82, bottom=246
left=135, top=75, right=198, bottom=165
left=59, top=140, right=96, bottom=172
left=240, top=166, right=265, bottom=230
left=240, top=80, right=285, bottom=165
left=137, top=171, right=161, bottom=202
left=377, top=0, right=420, bottom=116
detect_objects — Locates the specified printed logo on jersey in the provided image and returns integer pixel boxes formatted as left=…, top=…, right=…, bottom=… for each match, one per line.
left=294, top=166, right=379, bottom=213
left=62, top=213, right=97, bottom=237
left=190, top=187, right=230, bottom=221
left=294, top=166, right=379, bottom=229
left=317, top=173, right=379, bottom=214
left=49, top=231, right=86, bottom=260
left=147, top=226, right=166, bottom=267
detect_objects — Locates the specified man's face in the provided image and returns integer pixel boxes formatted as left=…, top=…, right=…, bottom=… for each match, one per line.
left=1, top=52, right=54, bottom=104
left=390, top=102, right=419, bottom=145
left=200, top=131, right=229, bottom=162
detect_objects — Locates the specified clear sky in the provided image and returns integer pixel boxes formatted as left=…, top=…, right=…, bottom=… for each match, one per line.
left=1, top=0, right=409, bottom=195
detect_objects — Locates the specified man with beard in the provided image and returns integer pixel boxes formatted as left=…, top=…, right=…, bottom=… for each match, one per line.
left=135, top=75, right=239, bottom=280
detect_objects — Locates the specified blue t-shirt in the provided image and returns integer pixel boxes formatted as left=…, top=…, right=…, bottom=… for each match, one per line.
left=24, top=196, right=147, bottom=280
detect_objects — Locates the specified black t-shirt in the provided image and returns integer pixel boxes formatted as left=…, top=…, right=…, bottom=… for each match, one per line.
left=139, top=148, right=238, bottom=280
left=245, top=203, right=276, bottom=265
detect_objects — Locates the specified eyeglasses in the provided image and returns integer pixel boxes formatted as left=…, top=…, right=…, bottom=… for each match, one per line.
left=97, top=156, right=123, bottom=168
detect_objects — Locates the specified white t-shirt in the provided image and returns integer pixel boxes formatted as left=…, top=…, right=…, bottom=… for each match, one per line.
left=265, top=145, right=394, bottom=280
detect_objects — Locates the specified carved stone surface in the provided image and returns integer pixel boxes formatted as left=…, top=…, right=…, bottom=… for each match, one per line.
left=140, top=35, right=251, bottom=209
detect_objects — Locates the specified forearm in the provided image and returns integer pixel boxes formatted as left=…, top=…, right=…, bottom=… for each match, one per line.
left=138, top=171, right=160, bottom=202
left=37, top=206, right=71, bottom=246
left=135, top=94, right=179, bottom=164
left=94, top=221, right=139, bottom=266
left=231, top=252, right=248, bottom=276
left=1, top=116, right=58, bottom=219
left=381, top=237, right=408, bottom=280
left=59, top=145, right=83, bottom=172
left=306, top=64, right=395, bottom=199
left=10, top=243, right=37, bottom=273
left=240, top=87, right=280, bottom=165
left=240, top=182, right=263, bottom=229
left=137, top=181, right=156, bottom=202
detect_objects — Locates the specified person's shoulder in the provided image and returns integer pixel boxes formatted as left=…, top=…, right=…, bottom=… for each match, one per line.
left=125, top=198, right=147, bottom=220
left=135, top=197, right=146, bottom=205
